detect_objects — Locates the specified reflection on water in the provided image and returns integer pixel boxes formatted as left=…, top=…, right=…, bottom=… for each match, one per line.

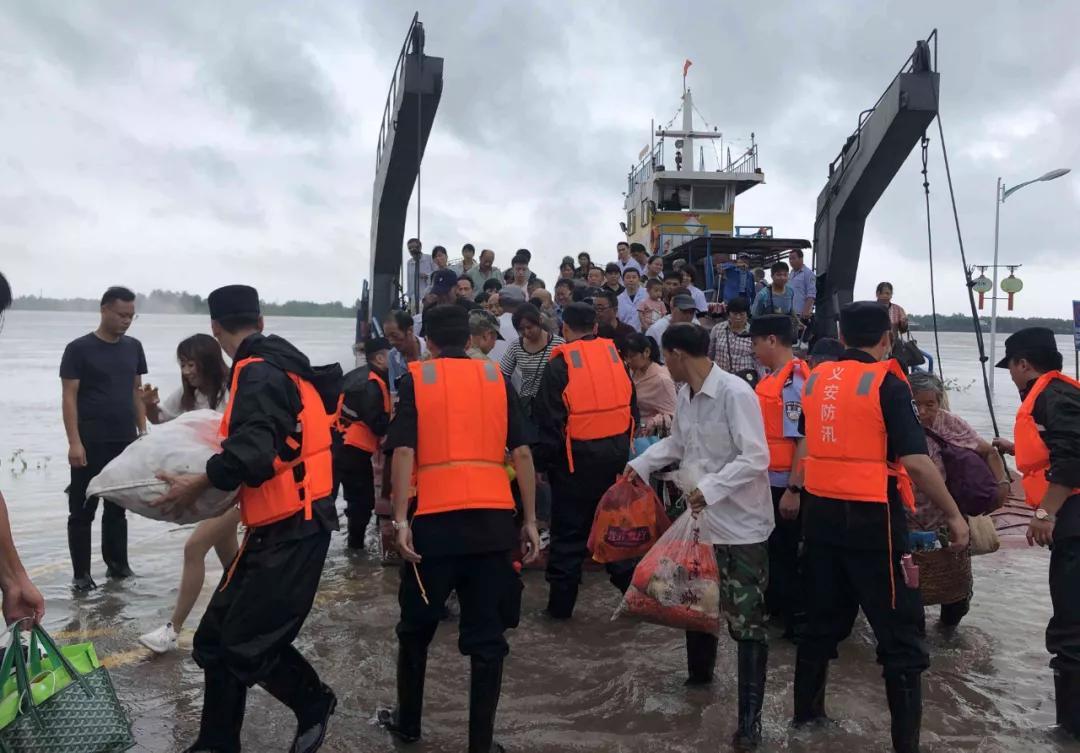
left=0, top=311, right=1074, bottom=751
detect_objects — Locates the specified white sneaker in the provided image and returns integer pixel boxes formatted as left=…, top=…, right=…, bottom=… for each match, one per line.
left=139, top=623, right=178, bottom=654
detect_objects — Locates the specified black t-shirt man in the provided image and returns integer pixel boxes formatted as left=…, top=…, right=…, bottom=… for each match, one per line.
left=59, top=333, right=147, bottom=443
left=385, top=347, right=534, bottom=557
left=800, top=348, right=929, bottom=552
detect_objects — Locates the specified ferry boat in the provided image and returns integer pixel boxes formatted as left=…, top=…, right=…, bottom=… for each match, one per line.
left=622, top=68, right=809, bottom=294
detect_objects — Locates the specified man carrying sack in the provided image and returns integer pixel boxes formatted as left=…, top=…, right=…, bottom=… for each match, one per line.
left=156, top=284, right=341, bottom=753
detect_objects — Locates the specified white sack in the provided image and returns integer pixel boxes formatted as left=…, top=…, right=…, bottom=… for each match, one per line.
left=86, top=409, right=237, bottom=524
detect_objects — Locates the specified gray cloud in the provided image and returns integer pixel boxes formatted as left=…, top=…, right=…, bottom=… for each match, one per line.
left=0, top=1, right=1077, bottom=318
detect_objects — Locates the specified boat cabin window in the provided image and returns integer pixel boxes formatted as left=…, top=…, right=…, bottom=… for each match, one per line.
left=691, top=185, right=729, bottom=211
left=640, top=199, right=651, bottom=226
left=658, top=185, right=692, bottom=211
left=627, top=209, right=636, bottom=234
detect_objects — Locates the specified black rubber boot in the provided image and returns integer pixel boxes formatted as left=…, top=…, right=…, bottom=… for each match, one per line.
left=939, top=599, right=970, bottom=629
left=884, top=672, right=922, bottom=753
left=259, top=646, right=336, bottom=753
left=733, top=640, right=768, bottom=750
left=185, top=668, right=247, bottom=753
left=346, top=512, right=371, bottom=550
left=68, top=520, right=94, bottom=587
left=1055, top=669, right=1080, bottom=738
left=468, top=656, right=505, bottom=753
left=684, top=631, right=718, bottom=686
left=545, top=583, right=579, bottom=620
left=792, top=656, right=829, bottom=726
left=377, top=639, right=427, bottom=742
left=102, top=503, right=132, bottom=577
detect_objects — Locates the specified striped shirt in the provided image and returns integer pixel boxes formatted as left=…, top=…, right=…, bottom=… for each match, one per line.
left=500, top=334, right=565, bottom=399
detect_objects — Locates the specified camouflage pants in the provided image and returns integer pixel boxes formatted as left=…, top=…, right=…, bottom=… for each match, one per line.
left=716, top=541, right=770, bottom=642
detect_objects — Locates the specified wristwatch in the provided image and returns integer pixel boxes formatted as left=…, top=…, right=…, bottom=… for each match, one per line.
left=1035, top=508, right=1056, bottom=523
left=391, top=519, right=410, bottom=531
left=787, top=484, right=803, bottom=495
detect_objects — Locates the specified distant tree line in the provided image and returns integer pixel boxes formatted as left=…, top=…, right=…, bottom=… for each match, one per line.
left=12, top=289, right=359, bottom=318
left=908, top=313, right=1075, bottom=335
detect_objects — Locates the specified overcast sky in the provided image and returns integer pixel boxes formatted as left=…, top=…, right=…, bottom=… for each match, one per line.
left=1, top=1, right=1077, bottom=318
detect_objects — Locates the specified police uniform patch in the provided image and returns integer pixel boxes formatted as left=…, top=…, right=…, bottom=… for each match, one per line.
left=785, top=401, right=802, bottom=421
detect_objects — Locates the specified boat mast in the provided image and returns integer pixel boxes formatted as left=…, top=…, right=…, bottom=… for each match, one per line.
left=683, top=83, right=694, bottom=172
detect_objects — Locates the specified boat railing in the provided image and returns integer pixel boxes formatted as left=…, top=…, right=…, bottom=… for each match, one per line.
left=723, top=143, right=758, bottom=174
left=827, top=28, right=937, bottom=182
left=734, top=225, right=773, bottom=239
left=627, top=141, right=665, bottom=195
left=375, top=12, right=424, bottom=171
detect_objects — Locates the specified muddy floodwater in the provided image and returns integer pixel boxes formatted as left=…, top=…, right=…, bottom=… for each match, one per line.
left=1, top=310, right=1076, bottom=752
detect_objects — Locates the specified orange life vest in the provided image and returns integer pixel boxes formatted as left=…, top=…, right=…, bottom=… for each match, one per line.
left=551, top=337, right=634, bottom=473
left=755, top=357, right=810, bottom=473
left=335, top=370, right=391, bottom=453
left=219, top=357, right=334, bottom=528
left=410, top=358, right=515, bottom=517
left=801, top=358, right=916, bottom=511
left=1014, top=370, right=1080, bottom=508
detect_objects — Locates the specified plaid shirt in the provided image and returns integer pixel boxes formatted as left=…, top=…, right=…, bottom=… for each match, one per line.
left=708, top=321, right=757, bottom=374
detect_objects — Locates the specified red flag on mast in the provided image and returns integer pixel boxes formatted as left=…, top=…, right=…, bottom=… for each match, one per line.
left=683, top=59, right=693, bottom=77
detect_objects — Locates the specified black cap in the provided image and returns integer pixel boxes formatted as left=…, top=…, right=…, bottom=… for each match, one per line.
left=839, top=301, right=890, bottom=342
left=429, top=269, right=458, bottom=296
left=422, top=303, right=470, bottom=345
left=561, top=302, right=596, bottom=330
left=749, top=314, right=793, bottom=339
left=208, top=285, right=260, bottom=320
left=996, top=327, right=1059, bottom=368
left=363, top=337, right=391, bottom=359
left=809, top=337, right=845, bottom=362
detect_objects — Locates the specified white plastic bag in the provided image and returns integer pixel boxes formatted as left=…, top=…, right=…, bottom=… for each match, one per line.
left=86, top=410, right=237, bottom=524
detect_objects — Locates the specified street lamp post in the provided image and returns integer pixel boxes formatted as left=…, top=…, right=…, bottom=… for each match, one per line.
left=988, top=168, right=1071, bottom=394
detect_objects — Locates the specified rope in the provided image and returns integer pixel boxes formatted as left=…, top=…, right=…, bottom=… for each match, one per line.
left=920, top=135, right=944, bottom=380
left=934, top=112, right=1001, bottom=438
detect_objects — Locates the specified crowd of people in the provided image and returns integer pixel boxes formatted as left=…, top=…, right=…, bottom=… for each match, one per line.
left=0, top=241, right=1077, bottom=753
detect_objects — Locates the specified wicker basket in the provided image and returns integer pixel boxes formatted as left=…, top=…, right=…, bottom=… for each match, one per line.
left=913, top=548, right=972, bottom=606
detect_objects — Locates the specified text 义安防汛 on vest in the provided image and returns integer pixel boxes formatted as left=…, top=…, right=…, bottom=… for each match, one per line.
left=409, top=358, right=515, bottom=517
left=756, top=357, right=810, bottom=473
left=1014, top=370, right=1080, bottom=508
left=801, top=358, right=915, bottom=511
left=220, top=357, right=335, bottom=528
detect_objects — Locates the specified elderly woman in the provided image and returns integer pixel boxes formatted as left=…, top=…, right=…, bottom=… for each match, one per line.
left=908, top=371, right=1011, bottom=629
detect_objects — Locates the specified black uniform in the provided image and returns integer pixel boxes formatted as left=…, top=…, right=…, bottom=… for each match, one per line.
left=1025, top=378, right=1080, bottom=685
left=380, top=346, right=531, bottom=751
left=798, top=349, right=929, bottom=672
left=190, top=332, right=341, bottom=753
left=334, top=364, right=391, bottom=547
left=795, top=347, right=930, bottom=752
left=531, top=335, right=640, bottom=618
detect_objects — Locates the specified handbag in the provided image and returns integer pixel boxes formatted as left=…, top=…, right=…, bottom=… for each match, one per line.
left=924, top=428, right=1000, bottom=517
left=0, top=621, right=133, bottom=752
left=968, top=514, right=1001, bottom=556
left=893, top=333, right=926, bottom=370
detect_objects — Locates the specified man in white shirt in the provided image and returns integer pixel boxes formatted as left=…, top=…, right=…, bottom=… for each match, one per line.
left=645, top=292, right=700, bottom=363
left=615, top=241, right=645, bottom=276
left=625, top=322, right=773, bottom=749
left=405, top=238, right=433, bottom=311
left=616, top=268, right=648, bottom=329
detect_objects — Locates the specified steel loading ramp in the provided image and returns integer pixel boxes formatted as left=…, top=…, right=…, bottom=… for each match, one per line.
left=369, top=15, right=443, bottom=321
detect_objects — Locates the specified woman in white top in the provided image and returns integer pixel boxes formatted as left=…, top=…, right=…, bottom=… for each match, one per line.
left=138, top=334, right=240, bottom=654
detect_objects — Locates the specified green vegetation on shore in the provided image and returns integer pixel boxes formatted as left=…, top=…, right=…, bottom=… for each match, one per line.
left=10, top=292, right=1078, bottom=332
left=13, top=290, right=359, bottom=318
left=907, top=313, right=1076, bottom=335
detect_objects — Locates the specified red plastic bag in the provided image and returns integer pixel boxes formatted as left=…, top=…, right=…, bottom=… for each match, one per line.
left=587, top=478, right=671, bottom=563
left=614, top=511, right=721, bottom=635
